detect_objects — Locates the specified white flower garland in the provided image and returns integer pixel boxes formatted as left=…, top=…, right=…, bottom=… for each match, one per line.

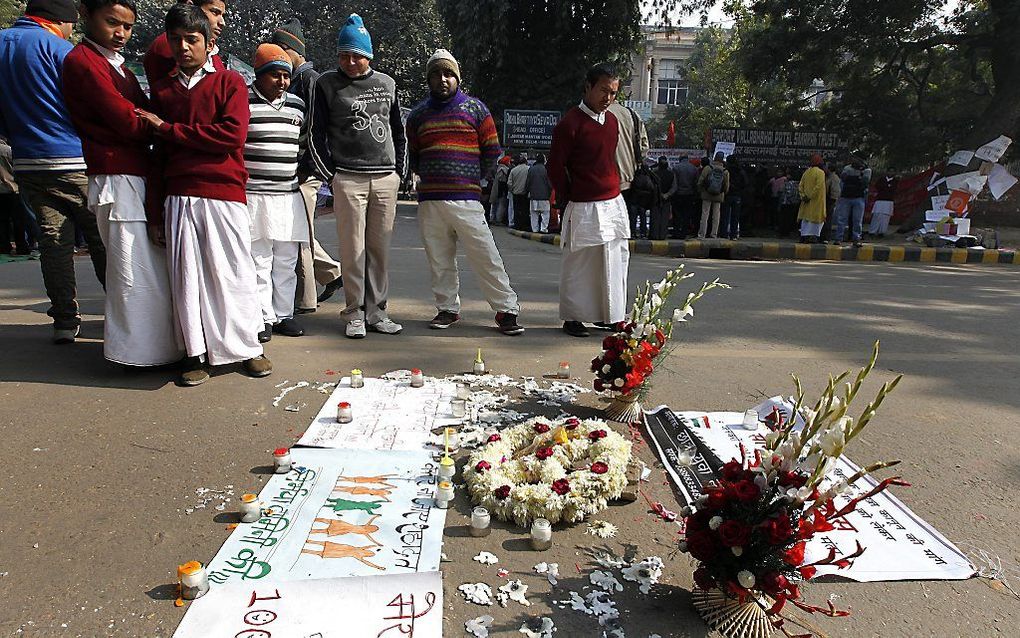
left=465, top=416, right=632, bottom=526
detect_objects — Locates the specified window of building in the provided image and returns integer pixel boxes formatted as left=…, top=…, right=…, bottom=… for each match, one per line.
left=657, top=58, right=685, bottom=80
left=657, top=79, right=688, bottom=105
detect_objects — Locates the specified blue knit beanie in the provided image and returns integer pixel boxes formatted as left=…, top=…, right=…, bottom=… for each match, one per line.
left=337, top=14, right=373, bottom=60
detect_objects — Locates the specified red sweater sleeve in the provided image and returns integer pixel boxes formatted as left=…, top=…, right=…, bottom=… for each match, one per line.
left=159, top=73, right=249, bottom=153
left=547, top=116, right=574, bottom=201
left=63, top=50, right=151, bottom=145
left=145, top=87, right=167, bottom=227
left=477, top=113, right=501, bottom=175
left=143, top=34, right=174, bottom=85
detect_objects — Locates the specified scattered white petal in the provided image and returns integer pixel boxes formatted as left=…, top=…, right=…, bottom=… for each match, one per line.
left=534, top=562, right=559, bottom=586
left=473, top=551, right=499, bottom=565
left=465, top=615, right=494, bottom=638
left=590, top=570, right=624, bottom=592
left=519, top=617, right=556, bottom=637
left=621, top=556, right=664, bottom=595
left=458, top=583, right=494, bottom=606
left=497, top=579, right=530, bottom=607
left=585, top=520, right=619, bottom=539
left=497, top=568, right=509, bottom=578
left=594, top=552, right=626, bottom=570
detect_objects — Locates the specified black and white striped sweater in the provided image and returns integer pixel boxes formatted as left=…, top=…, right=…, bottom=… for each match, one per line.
left=244, top=86, right=305, bottom=193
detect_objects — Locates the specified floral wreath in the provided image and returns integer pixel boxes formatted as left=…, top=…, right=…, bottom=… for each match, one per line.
left=464, top=416, right=632, bottom=526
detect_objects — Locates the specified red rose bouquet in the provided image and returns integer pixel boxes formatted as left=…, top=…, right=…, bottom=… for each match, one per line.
left=681, top=343, right=907, bottom=637
left=591, top=265, right=727, bottom=422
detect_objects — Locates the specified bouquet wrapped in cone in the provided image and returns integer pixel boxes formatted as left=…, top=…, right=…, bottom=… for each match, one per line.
left=681, top=343, right=906, bottom=637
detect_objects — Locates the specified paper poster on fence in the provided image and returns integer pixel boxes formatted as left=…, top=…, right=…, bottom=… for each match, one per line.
left=204, top=448, right=445, bottom=585
left=975, top=135, right=1011, bottom=163
left=173, top=572, right=442, bottom=638
left=298, top=376, right=460, bottom=450
left=644, top=407, right=975, bottom=582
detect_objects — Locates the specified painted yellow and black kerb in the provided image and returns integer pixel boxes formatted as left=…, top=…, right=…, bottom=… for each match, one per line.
left=508, top=230, right=1020, bottom=266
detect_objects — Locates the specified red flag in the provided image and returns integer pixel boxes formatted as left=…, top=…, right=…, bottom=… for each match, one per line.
left=666, top=121, right=676, bottom=147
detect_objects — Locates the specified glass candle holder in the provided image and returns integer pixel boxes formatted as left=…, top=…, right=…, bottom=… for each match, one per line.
left=410, top=368, right=424, bottom=388
left=557, top=361, right=571, bottom=379
left=336, top=402, right=353, bottom=424
left=239, top=494, right=261, bottom=522
left=456, top=383, right=470, bottom=400
left=676, top=449, right=694, bottom=466
left=473, top=358, right=486, bottom=375
left=741, top=409, right=760, bottom=430
left=178, top=561, right=210, bottom=600
left=451, top=399, right=467, bottom=418
left=530, top=518, right=552, bottom=550
left=350, top=369, right=364, bottom=388
left=470, top=506, right=491, bottom=537
left=435, top=481, right=454, bottom=509
left=273, top=448, right=291, bottom=474
left=438, top=456, right=456, bottom=481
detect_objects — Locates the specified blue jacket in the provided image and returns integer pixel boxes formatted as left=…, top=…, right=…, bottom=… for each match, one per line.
left=0, top=18, right=85, bottom=172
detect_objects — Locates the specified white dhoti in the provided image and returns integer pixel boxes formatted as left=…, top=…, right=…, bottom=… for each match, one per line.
left=559, top=194, right=630, bottom=323
left=530, top=199, right=550, bottom=233
left=799, top=220, right=824, bottom=237
left=88, top=175, right=182, bottom=366
left=247, top=191, right=309, bottom=325
left=869, top=200, right=893, bottom=234
left=165, top=195, right=263, bottom=366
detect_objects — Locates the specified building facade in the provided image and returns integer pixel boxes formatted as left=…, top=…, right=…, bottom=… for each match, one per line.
left=623, top=26, right=699, bottom=118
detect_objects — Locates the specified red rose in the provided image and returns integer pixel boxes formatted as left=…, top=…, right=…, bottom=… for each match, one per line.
left=590, top=461, right=609, bottom=474
left=551, top=478, right=570, bottom=495
left=778, top=471, right=807, bottom=488
left=685, top=530, right=719, bottom=561
left=534, top=422, right=551, bottom=434
left=588, top=429, right=608, bottom=441
left=731, top=480, right=761, bottom=503
left=686, top=509, right=713, bottom=532
left=760, top=571, right=790, bottom=596
left=718, top=520, right=752, bottom=547
left=486, top=434, right=501, bottom=443
left=602, top=335, right=618, bottom=350
left=720, top=460, right=744, bottom=481
left=475, top=461, right=491, bottom=473
left=693, top=567, right=716, bottom=591
left=494, top=485, right=511, bottom=500
left=565, top=418, right=579, bottom=430
left=763, top=515, right=794, bottom=545
left=783, top=541, right=807, bottom=566
left=703, top=486, right=729, bottom=511
left=594, top=380, right=605, bottom=392
left=535, top=447, right=554, bottom=460
left=590, top=357, right=602, bottom=372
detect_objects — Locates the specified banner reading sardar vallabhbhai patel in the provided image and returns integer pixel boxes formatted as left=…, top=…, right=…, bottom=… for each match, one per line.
left=710, top=128, right=849, bottom=166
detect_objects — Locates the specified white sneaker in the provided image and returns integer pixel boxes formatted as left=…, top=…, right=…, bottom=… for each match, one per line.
left=345, top=319, right=367, bottom=339
left=368, top=318, right=403, bottom=334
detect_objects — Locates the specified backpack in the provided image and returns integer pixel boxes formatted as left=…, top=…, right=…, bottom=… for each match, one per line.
left=704, top=166, right=726, bottom=195
left=780, top=179, right=800, bottom=205
left=631, top=167, right=656, bottom=196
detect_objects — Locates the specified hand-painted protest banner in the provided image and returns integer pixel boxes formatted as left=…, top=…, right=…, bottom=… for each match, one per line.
left=503, top=110, right=560, bottom=149
left=204, top=448, right=445, bottom=585
left=644, top=407, right=975, bottom=582
left=710, top=128, right=849, bottom=166
left=646, top=148, right=705, bottom=168
left=173, top=572, right=442, bottom=638
left=299, top=376, right=460, bottom=450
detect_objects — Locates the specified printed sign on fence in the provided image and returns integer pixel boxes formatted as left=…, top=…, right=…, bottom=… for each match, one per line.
left=204, top=448, right=445, bottom=585
left=298, top=376, right=460, bottom=450
left=173, top=572, right=442, bottom=638
left=644, top=407, right=975, bottom=582
left=503, top=110, right=560, bottom=149
left=710, top=128, right=849, bottom=166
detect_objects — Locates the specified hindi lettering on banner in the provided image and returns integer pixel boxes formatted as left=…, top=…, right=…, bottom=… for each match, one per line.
left=710, top=128, right=849, bottom=166
left=646, top=148, right=705, bottom=168
left=503, top=110, right=560, bottom=149
left=299, top=376, right=460, bottom=450
left=204, top=448, right=445, bottom=585
left=713, top=141, right=736, bottom=159
left=644, top=407, right=975, bottom=583
left=172, top=572, right=442, bottom=638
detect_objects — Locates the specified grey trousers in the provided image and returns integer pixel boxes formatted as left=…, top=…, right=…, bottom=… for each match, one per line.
left=295, top=176, right=342, bottom=311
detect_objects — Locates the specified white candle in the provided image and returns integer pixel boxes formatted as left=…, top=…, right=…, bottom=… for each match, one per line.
left=557, top=361, right=571, bottom=378
left=473, top=349, right=486, bottom=375
left=410, top=368, right=424, bottom=388
left=451, top=399, right=466, bottom=418
left=435, top=481, right=454, bottom=509
left=336, top=402, right=353, bottom=423
left=239, top=494, right=261, bottom=523
left=350, top=369, right=364, bottom=388
left=741, top=409, right=760, bottom=430
left=456, top=383, right=470, bottom=400
left=438, top=456, right=456, bottom=481
left=470, top=506, right=491, bottom=537
left=178, top=561, right=210, bottom=600
left=273, top=448, right=291, bottom=474
left=530, top=518, right=552, bottom=550
left=677, top=450, right=694, bottom=466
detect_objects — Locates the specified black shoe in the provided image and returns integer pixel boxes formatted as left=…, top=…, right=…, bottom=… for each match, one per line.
left=495, top=312, right=525, bottom=335
left=258, top=323, right=272, bottom=343
left=853, top=240, right=864, bottom=247
left=294, top=306, right=316, bottom=315
left=316, top=275, right=344, bottom=303
left=179, top=356, right=209, bottom=386
left=429, top=311, right=460, bottom=329
left=273, top=317, right=304, bottom=337
left=562, top=321, right=589, bottom=338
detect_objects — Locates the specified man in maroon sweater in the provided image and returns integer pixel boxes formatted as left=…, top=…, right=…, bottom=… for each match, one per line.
left=548, top=64, right=630, bottom=338
left=136, top=4, right=270, bottom=386
left=63, top=0, right=183, bottom=368
left=142, top=0, right=226, bottom=84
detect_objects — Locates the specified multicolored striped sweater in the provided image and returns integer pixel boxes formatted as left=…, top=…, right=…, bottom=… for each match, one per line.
left=405, top=90, right=501, bottom=202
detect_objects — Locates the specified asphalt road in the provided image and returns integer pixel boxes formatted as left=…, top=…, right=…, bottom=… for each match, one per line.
left=1, top=201, right=1018, bottom=637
